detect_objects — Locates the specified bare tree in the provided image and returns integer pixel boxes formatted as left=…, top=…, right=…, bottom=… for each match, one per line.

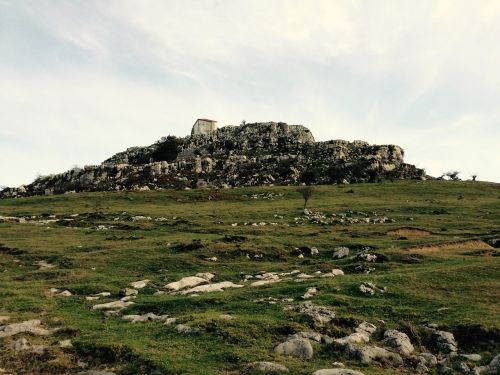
left=471, top=174, right=478, bottom=181
left=445, top=170, right=461, bottom=181
left=297, top=186, right=315, bottom=210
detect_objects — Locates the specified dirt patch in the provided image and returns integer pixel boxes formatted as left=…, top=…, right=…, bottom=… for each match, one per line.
left=388, top=227, right=432, bottom=237
left=408, top=240, right=493, bottom=254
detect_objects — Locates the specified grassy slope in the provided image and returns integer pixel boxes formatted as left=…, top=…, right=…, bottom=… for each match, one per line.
left=0, top=181, right=499, bottom=374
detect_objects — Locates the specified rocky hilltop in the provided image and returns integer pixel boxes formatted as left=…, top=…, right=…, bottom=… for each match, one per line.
left=1, top=122, right=425, bottom=198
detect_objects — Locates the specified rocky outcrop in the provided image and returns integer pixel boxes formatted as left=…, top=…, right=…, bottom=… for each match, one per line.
left=1, top=122, right=426, bottom=198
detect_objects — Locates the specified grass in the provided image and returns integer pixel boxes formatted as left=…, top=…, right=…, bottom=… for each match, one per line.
left=0, top=180, right=499, bottom=374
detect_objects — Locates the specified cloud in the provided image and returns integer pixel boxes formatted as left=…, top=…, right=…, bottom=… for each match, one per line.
left=0, top=0, right=499, bottom=185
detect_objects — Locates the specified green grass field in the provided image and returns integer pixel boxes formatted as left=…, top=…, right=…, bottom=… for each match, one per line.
left=0, top=181, right=499, bottom=374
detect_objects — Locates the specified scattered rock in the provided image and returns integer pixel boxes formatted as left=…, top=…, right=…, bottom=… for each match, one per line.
left=11, top=337, right=46, bottom=354
left=288, top=303, right=336, bottom=326
left=165, top=276, right=208, bottom=291
left=175, top=324, right=199, bottom=334
left=119, top=288, right=138, bottom=297
left=274, top=338, right=314, bottom=359
left=251, top=279, right=281, bottom=287
left=471, top=353, right=500, bottom=374
left=357, top=253, right=377, bottom=262
left=382, top=329, right=414, bottom=355
left=288, top=331, right=322, bottom=343
left=431, top=330, right=458, bottom=354
left=59, top=339, right=73, bottom=348
left=130, top=279, right=150, bottom=289
left=321, top=269, right=344, bottom=278
left=0, top=319, right=57, bottom=338
left=354, top=345, right=403, bottom=366
left=359, top=282, right=376, bottom=295
left=92, top=300, right=134, bottom=311
left=418, top=352, right=438, bottom=366
left=249, top=361, right=289, bottom=373
left=122, top=313, right=170, bottom=323
left=332, top=247, right=349, bottom=259
left=302, top=287, right=318, bottom=299
left=461, top=354, right=482, bottom=362
left=180, top=281, right=244, bottom=295
left=334, top=322, right=376, bottom=348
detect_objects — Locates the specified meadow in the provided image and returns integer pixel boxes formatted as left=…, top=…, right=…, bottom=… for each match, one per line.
left=0, top=180, right=499, bottom=374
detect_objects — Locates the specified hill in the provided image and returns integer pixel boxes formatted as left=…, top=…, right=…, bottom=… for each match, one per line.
left=0, top=122, right=425, bottom=198
left=0, top=180, right=499, bottom=374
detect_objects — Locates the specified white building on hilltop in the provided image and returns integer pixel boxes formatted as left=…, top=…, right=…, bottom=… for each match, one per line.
left=192, top=118, right=217, bottom=135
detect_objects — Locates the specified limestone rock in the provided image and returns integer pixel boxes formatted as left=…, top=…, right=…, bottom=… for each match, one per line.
left=354, top=345, right=403, bottom=365
left=274, top=338, right=314, bottom=359
left=0, top=319, right=56, bottom=338
left=122, top=313, right=170, bottom=323
left=119, top=288, right=138, bottom=297
left=165, top=276, right=208, bottom=291
left=332, top=247, right=349, bottom=259
left=130, top=280, right=150, bottom=289
left=2, top=122, right=425, bottom=198
left=302, top=287, right=318, bottom=299
left=11, top=338, right=46, bottom=355
left=382, top=329, right=414, bottom=355
left=293, top=303, right=336, bottom=326
left=59, top=339, right=73, bottom=348
left=92, top=300, right=134, bottom=311
left=175, top=324, right=198, bottom=334
left=431, top=330, right=458, bottom=354
left=179, top=281, right=243, bottom=294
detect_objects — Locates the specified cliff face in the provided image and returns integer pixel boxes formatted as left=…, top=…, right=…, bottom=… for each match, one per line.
left=1, top=122, right=425, bottom=198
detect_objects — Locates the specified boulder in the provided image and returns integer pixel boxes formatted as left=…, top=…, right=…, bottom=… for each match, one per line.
left=165, top=276, right=208, bottom=291
left=122, top=313, right=170, bottom=323
left=0, top=320, right=56, bottom=338
left=179, top=281, right=243, bottom=294
left=353, top=345, right=403, bottom=366
left=302, top=287, right=318, bottom=299
left=275, top=338, right=314, bottom=359
left=130, top=279, right=150, bottom=289
left=92, top=300, right=134, bottom=311
left=294, top=303, right=336, bottom=326
left=332, top=247, right=349, bottom=259
left=431, top=330, right=458, bottom=354
left=359, top=282, right=376, bottom=295
left=382, top=329, right=414, bottom=355
left=418, top=352, right=437, bottom=366
left=175, top=324, right=198, bottom=334
left=288, top=331, right=322, bottom=342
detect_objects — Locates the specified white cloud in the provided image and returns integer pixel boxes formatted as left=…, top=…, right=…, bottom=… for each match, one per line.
left=0, top=0, right=499, bottom=185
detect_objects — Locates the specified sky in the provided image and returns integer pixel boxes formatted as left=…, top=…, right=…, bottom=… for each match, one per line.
left=1, top=0, right=499, bottom=186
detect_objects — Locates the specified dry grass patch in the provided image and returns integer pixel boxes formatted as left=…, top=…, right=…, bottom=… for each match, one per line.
left=387, top=227, right=433, bottom=237
left=408, top=240, right=493, bottom=254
